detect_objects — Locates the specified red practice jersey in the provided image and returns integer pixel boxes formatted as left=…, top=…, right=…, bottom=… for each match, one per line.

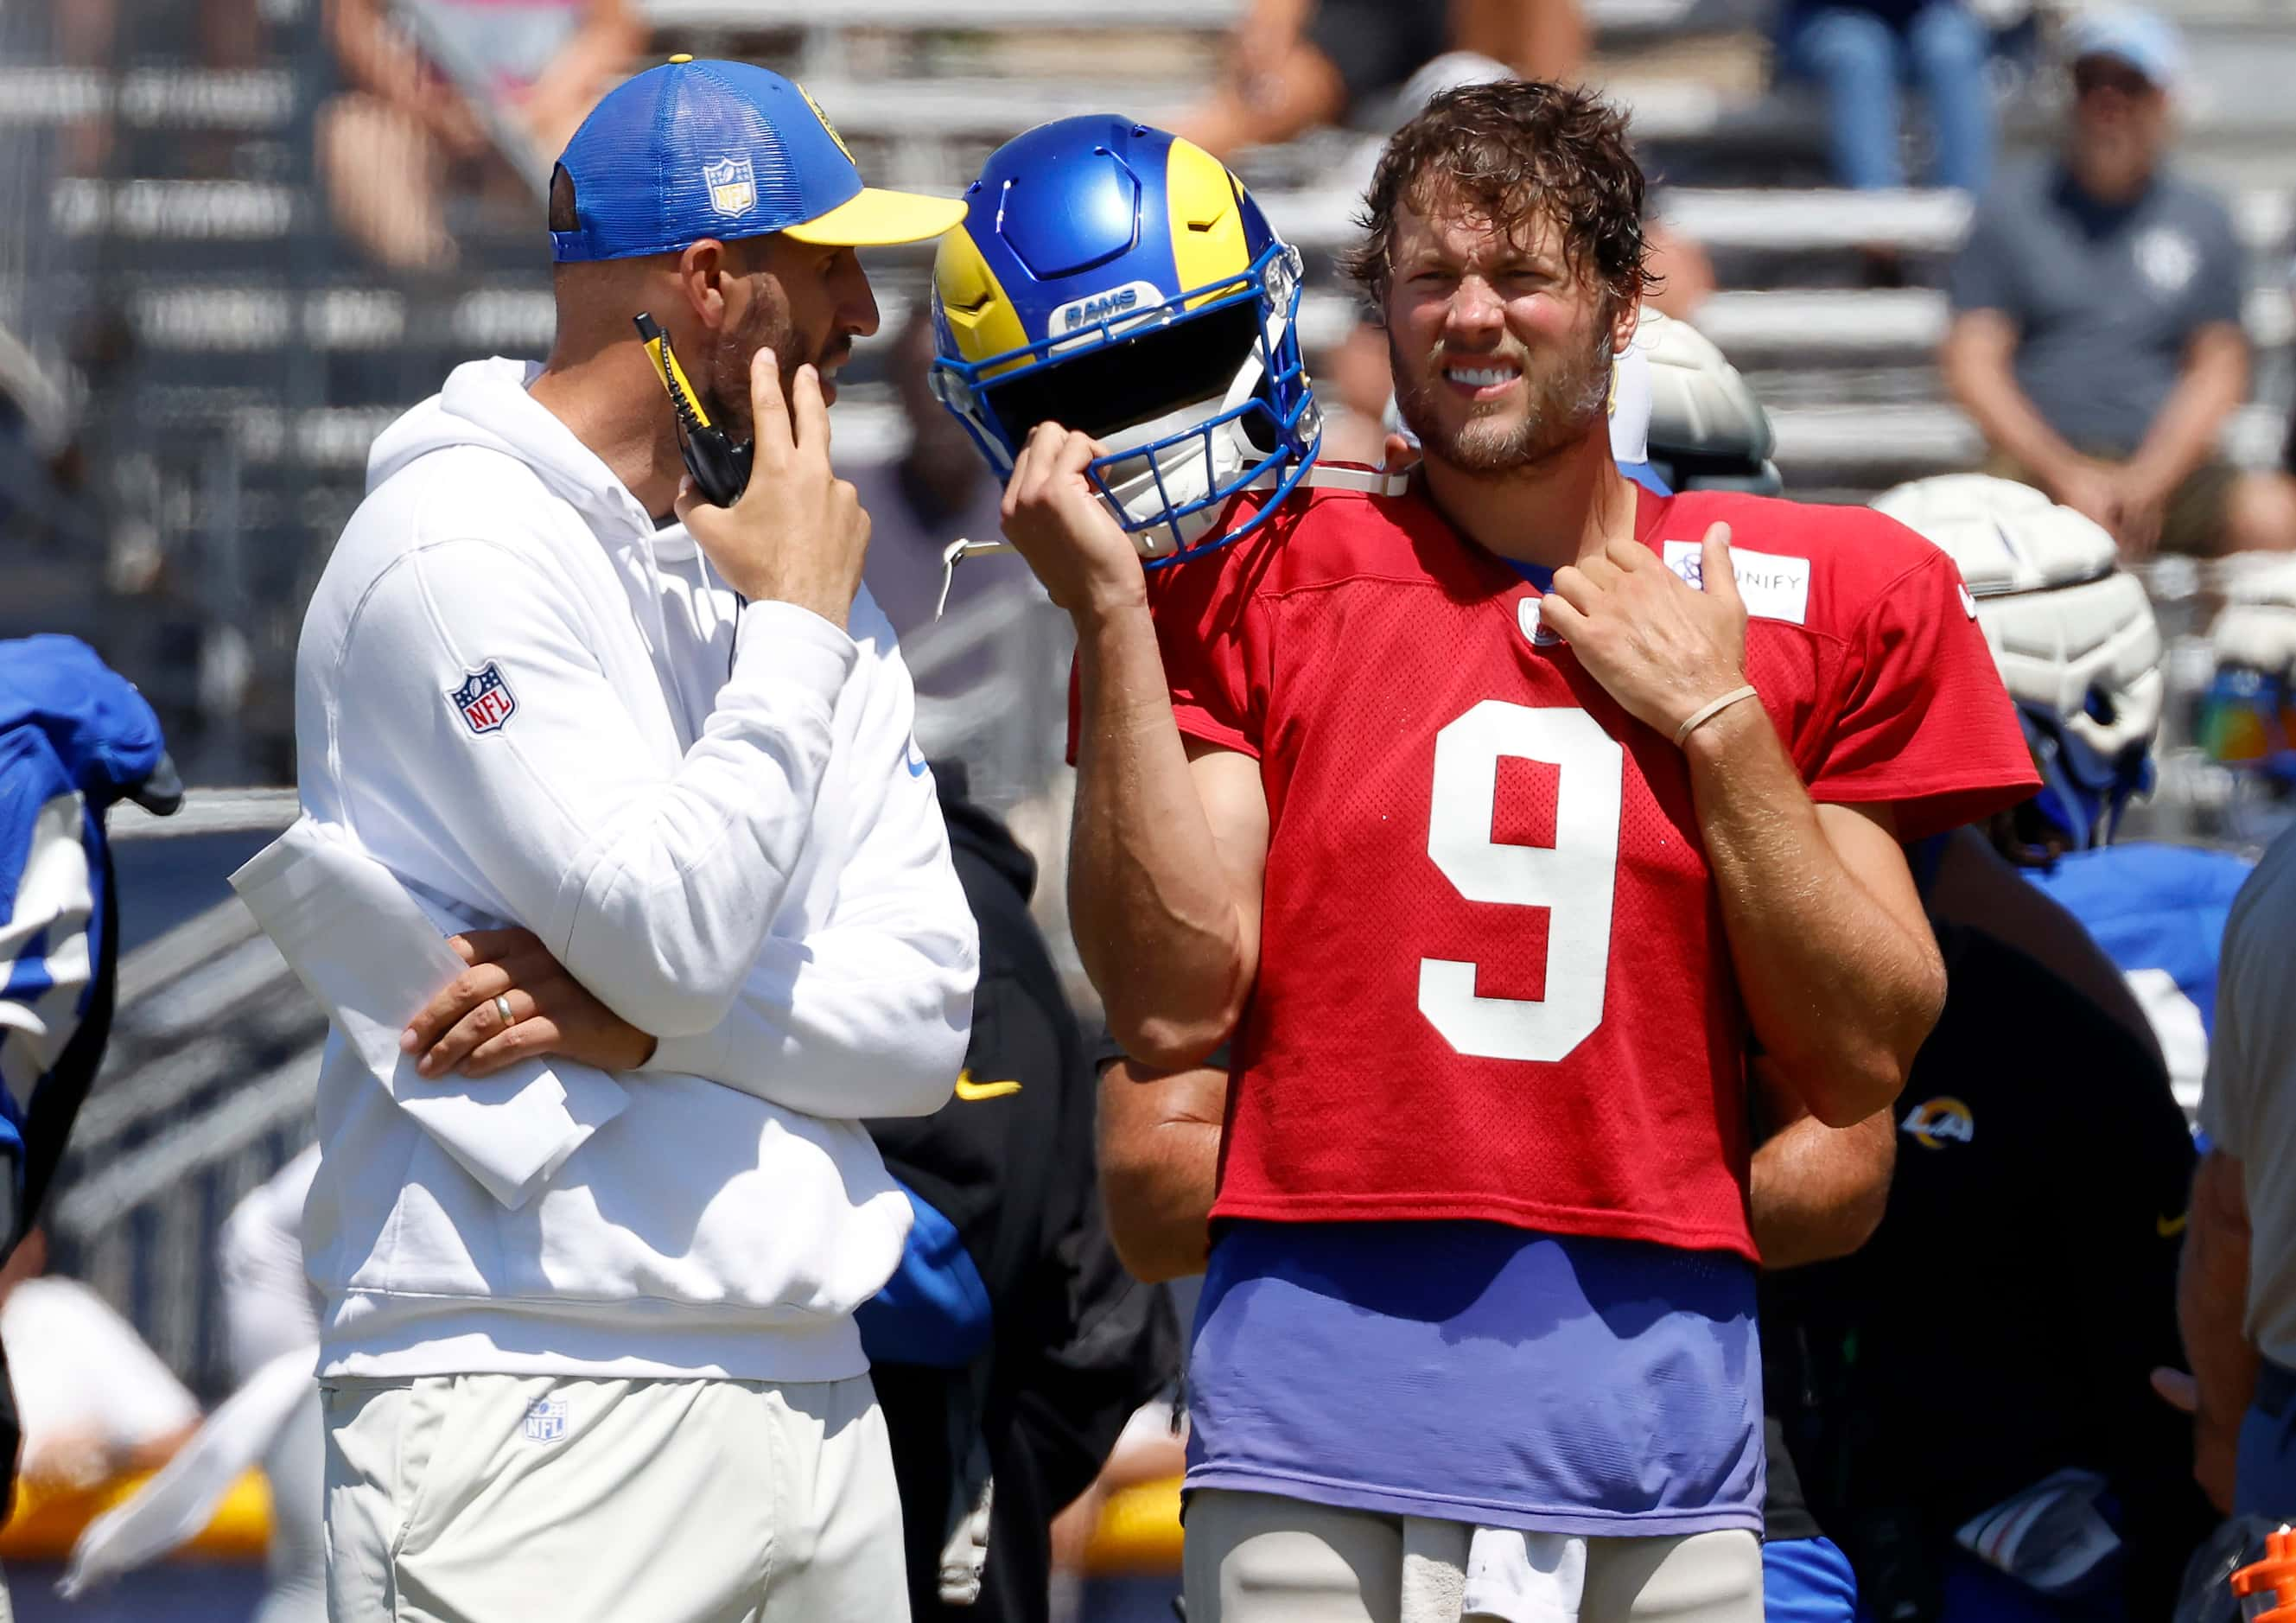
left=1135, top=481, right=2039, bottom=1260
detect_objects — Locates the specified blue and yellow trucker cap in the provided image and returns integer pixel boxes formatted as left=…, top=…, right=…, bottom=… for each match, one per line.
left=550, top=57, right=966, bottom=262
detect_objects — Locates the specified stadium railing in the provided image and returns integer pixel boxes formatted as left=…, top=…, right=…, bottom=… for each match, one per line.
left=54, top=812, right=321, bottom=1398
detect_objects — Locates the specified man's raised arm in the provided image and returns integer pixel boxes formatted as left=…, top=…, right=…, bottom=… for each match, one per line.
left=998, top=423, right=1269, bottom=1067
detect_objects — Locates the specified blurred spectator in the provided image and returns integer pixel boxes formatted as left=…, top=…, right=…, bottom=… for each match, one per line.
left=855, top=310, right=1029, bottom=649
left=2284, top=254, right=2296, bottom=482
left=1643, top=218, right=1719, bottom=320
left=1943, top=10, right=2296, bottom=558
left=2198, top=558, right=2296, bottom=846
left=1172, top=0, right=1586, bottom=160
left=36, top=1147, right=324, bottom=1610
left=853, top=311, right=1054, bottom=778
left=1313, top=321, right=1402, bottom=466
left=1047, top=1394, right=1188, bottom=1594
left=319, top=0, right=642, bottom=270
left=0, top=1231, right=199, bottom=1494
left=56, top=0, right=267, bottom=176
left=1774, top=0, right=1995, bottom=200
left=2182, top=824, right=2296, bottom=1518
left=218, top=1148, right=325, bottom=1623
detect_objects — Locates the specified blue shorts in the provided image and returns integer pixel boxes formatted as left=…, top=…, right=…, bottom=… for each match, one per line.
left=1765, top=1536, right=1856, bottom=1623
left=1769, top=1531, right=2132, bottom=1623
left=2238, top=1361, right=2296, bottom=1520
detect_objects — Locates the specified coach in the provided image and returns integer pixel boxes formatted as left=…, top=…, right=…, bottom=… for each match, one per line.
left=286, top=60, right=976, bottom=1621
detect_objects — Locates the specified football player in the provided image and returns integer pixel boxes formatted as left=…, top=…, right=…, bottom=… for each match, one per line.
left=1764, top=476, right=2220, bottom=1618
left=932, top=86, right=2037, bottom=1620
left=1875, top=474, right=2255, bottom=1113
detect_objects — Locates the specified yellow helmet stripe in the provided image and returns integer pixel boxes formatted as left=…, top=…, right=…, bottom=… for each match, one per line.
left=1166, top=137, right=1252, bottom=310
left=932, top=224, right=1032, bottom=377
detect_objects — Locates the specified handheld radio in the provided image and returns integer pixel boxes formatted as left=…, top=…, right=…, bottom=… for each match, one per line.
left=634, top=312, right=754, bottom=507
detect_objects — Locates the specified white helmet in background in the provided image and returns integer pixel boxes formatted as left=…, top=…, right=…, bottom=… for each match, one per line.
left=1609, top=316, right=1655, bottom=472
left=1638, top=308, right=1781, bottom=497
left=1872, top=474, right=2163, bottom=850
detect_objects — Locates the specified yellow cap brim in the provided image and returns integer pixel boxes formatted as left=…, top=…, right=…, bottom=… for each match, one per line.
left=783, top=188, right=968, bottom=247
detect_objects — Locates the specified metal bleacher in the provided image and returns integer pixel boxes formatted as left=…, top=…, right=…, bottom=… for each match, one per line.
left=22, top=0, right=2288, bottom=627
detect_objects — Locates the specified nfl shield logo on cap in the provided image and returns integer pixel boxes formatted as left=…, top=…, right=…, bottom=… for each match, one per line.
left=449, top=662, right=518, bottom=735
left=704, top=155, right=756, bottom=217
left=549, top=58, right=967, bottom=262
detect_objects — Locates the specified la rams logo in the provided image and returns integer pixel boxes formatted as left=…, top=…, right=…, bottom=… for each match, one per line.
left=1048, top=280, right=1163, bottom=343
left=1899, top=1096, right=1974, bottom=1149
left=704, top=155, right=756, bottom=217
left=796, top=83, right=854, bottom=163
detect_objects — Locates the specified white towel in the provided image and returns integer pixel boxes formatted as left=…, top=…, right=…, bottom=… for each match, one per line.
left=231, top=818, right=626, bottom=1209
left=1401, top=1517, right=1471, bottom=1623
left=1462, top=1527, right=1588, bottom=1623
left=60, top=1345, right=316, bottom=1598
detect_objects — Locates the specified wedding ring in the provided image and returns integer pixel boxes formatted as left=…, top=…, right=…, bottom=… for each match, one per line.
left=494, top=994, right=516, bottom=1028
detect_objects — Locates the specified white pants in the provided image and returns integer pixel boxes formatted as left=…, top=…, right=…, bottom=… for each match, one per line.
left=321, top=1373, right=906, bottom=1623
left=1182, top=1490, right=1762, bottom=1623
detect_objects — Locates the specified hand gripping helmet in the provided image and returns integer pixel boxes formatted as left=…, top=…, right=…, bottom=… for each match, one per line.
left=928, top=117, right=1320, bottom=564
left=1872, top=474, right=2163, bottom=850
left=2200, top=555, right=2296, bottom=786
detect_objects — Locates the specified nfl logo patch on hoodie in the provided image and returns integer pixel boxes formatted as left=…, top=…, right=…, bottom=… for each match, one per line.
left=449, top=661, right=518, bottom=734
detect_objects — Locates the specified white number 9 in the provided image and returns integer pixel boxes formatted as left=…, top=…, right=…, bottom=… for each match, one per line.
left=1419, top=701, right=1624, bottom=1062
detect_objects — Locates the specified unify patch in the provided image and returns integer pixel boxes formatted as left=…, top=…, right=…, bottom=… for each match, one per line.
left=1661, top=541, right=1811, bottom=626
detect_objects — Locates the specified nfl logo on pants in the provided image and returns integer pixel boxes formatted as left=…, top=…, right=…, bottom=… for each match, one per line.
left=449, top=662, right=518, bottom=734
left=525, top=1397, right=566, bottom=1442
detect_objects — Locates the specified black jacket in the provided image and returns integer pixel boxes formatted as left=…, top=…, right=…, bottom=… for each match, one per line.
left=867, top=769, right=1179, bottom=1623
left=1763, top=921, right=2212, bottom=1619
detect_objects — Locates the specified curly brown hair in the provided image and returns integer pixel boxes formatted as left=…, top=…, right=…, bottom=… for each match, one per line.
left=1342, top=80, right=1655, bottom=317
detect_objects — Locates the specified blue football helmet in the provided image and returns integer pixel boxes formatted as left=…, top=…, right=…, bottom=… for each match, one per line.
left=927, top=117, right=1320, bottom=564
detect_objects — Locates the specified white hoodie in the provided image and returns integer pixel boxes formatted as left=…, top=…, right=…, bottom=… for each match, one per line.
left=291, top=357, right=978, bottom=1383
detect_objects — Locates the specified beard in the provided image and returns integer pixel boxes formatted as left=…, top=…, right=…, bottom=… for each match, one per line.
left=1390, top=318, right=1613, bottom=475
left=703, top=279, right=809, bottom=442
